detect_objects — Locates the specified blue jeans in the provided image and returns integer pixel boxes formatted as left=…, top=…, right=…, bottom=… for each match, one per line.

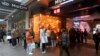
left=26, top=43, right=33, bottom=54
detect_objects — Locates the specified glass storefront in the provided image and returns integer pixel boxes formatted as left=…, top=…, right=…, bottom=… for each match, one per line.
left=30, top=14, right=61, bottom=42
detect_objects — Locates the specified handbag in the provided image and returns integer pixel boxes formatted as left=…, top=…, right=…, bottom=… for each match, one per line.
left=6, top=35, right=12, bottom=40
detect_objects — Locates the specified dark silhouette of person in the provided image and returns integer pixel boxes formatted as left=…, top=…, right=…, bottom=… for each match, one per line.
left=80, top=31, right=84, bottom=43
left=51, top=30, right=57, bottom=47
left=0, top=28, right=5, bottom=42
left=93, top=30, right=100, bottom=54
left=69, top=28, right=76, bottom=43
left=76, top=28, right=81, bottom=43
left=83, top=29, right=88, bottom=43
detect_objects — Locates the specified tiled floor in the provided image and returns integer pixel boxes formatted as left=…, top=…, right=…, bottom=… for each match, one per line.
left=0, top=40, right=100, bottom=56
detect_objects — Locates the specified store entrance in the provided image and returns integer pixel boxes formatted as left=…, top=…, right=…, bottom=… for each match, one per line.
left=30, top=14, right=61, bottom=42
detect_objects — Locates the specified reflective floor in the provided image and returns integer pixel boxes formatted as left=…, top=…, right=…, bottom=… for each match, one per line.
left=0, top=39, right=100, bottom=56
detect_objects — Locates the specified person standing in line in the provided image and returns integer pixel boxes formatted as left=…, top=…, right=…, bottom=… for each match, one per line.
left=69, top=28, right=76, bottom=44
left=83, top=29, right=88, bottom=43
left=60, top=28, right=70, bottom=56
left=51, top=30, right=57, bottom=48
left=80, top=31, right=84, bottom=43
left=2, top=28, right=6, bottom=42
left=0, top=28, right=5, bottom=42
left=69, top=28, right=76, bottom=49
left=40, top=27, right=48, bottom=54
left=93, top=29, right=100, bottom=54
left=46, top=28, right=51, bottom=47
left=76, top=29, right=81, bottom=43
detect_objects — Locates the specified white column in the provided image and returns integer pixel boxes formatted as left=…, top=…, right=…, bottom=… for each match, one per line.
left=6, top=20, right=9, bottom=34
left=25, top=11, right=30, bottom=29
left=6, top=19, right=12, bottom=34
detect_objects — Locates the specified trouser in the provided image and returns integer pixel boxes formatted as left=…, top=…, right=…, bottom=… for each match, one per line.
left=60, top=46, right=70, bottom=56
left=84, top=36, right=87, bottom=43
left=42, top=43, right=46, bottom=52
left=51, top=40, right=56, bottom=47
left=24, top=39, right=27, bottom=50
left=12, top=38, right=17, bottom=46
left=48, top=37, right=51, bottom=46
left=8, top=39, right=12, bottom=44
left=80, top=36, right=83, bottom=43
left=16, top=37, right=20, bottom=43
left=70, top=37, right=76, bottom=43
left=27, top=43, right=33, bottom=54
left=76, top=36, right=80, bottom=43
left=95, top=42, right=99, bottom=53
left=0, top=36, right=4, bottom=42
left=0, top=38, right=1, bottom=42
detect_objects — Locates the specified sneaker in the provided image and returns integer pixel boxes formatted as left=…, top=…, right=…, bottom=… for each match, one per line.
left=28, top=53, right=33, bottom=55
left=42, top=51, right=46, bottom=54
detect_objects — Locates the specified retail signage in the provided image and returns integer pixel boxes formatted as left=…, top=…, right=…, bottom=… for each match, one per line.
left=54, top=8, right=60, bottom=14
left=55, top=0, right=74, bottom=5
left=0, top=1, right=27, bottom=10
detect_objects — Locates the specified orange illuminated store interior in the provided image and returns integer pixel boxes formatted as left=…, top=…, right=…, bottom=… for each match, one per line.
left=30, top=14, right=61, bottom=42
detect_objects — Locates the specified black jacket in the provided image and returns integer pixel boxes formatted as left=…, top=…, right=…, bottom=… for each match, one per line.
left=93, top=33, right=100, bottom=43
left=0, top=30, right=3, bottom=38
left=60, top=31, right=69, bottom=46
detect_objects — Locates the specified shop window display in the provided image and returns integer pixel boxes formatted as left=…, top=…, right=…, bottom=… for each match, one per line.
left=30, top=14, right=61, bottom=42
left=80, top=21, right=91, bottom=32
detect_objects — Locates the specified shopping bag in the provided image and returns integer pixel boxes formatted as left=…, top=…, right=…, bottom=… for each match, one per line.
left=6, top=35, right=12, bottom=40
left=35, top=43, right=38, bottom=48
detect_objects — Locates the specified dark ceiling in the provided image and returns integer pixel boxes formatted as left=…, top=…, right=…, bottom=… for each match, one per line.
left=50, top=0, right=100, bottom=18
left=0, top=0, right=99, bottom=19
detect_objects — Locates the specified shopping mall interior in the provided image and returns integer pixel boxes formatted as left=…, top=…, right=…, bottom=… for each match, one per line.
left=0, top=0, right=100, bottom=56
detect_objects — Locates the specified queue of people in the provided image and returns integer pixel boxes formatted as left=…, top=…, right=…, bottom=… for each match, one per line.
left=39, top=27, right=57, bottom=54
left=69, top=28, right=88, bottom=44
left=39, top=26, right=90, bottom=55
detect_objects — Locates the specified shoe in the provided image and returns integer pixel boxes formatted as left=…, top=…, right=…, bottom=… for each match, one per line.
left=28, top=53, right=33, bottom=55
left=42, top=51, right=46, bottom=54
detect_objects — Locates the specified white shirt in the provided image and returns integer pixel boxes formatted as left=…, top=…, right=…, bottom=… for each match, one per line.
left=40, top=28, right=48, bottom=43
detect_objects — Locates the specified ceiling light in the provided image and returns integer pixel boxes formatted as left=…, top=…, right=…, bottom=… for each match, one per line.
left=14, top=0, right=23, bottom=2
left=60, top=0, right=74, bottom=6
left=0, top=19, right=4, bottom=22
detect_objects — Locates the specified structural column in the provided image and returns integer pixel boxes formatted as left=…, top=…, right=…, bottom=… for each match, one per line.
left=6, top=19, right=12, bottom=34
left=25, top=11, right=30, bottom=29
